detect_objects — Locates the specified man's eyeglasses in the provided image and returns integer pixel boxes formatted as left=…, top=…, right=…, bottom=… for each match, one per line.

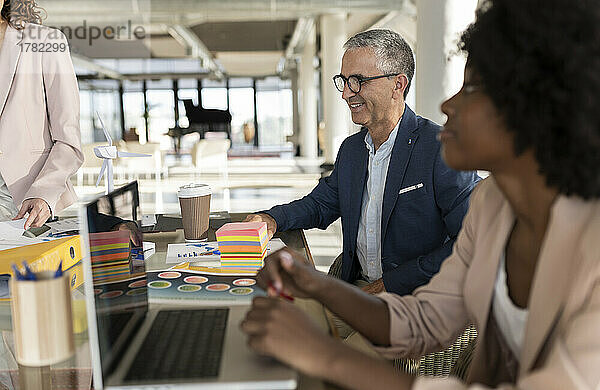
left=333, top=73, right=400, bottom=93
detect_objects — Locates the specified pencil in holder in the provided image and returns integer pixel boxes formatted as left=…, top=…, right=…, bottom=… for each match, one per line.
left=10, top=271, right=74, bottom=366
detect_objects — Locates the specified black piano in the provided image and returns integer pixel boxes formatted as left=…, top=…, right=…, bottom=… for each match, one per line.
left=168, top=99, right=232, bottom=153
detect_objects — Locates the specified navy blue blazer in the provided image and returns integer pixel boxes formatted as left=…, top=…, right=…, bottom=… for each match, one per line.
left=266, top=105, right=480, bottom=295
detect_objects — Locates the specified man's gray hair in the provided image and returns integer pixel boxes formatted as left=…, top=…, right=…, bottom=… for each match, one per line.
left=344, top=29, right=415, bottom=98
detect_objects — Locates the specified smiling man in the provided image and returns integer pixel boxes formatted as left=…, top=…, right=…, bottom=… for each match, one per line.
left=248, top=29, right=479, bottom=299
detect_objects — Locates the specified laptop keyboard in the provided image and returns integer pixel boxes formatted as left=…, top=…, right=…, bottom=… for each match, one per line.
left=103, top=311, right=135, bottom=345
left=124, top=308, right=229, bottom=382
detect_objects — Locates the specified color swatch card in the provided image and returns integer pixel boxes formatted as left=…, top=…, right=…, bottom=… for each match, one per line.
left=93, top=274, right=148, bottom=313
left=170, top=262, right=256, bottom=276
left=147, top=269, right=266, bottom=305
left=166, top=242, right=221, bottom=264
left=216, top=222, right=268, bottom=271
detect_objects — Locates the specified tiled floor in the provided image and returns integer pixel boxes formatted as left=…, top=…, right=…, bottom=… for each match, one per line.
left=70, top=156, right=342, bottom=273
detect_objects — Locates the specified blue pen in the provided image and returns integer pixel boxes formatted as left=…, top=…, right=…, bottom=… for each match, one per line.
left=21, top=261, right=36, bottom=281
left=48, top=229, right=79, bottom=238
left=11, top=264, right=24, bottom=280
left=54, top=260, right=63, bottom=278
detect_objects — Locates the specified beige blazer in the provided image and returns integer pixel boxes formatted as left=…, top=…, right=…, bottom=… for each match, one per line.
left=375, top=177, right=600, bottom=389
left=0, top=24, right=83, bottom=215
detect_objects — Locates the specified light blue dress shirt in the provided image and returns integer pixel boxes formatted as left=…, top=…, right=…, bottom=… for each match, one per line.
left=356, top=120, right=400, bottom=282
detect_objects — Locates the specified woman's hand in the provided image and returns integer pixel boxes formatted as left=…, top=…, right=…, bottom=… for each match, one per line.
left=241, top=297, right=337, bottom=377
left=241, top=297, right=412, bottom=390
left=257, top=248, right=329, bottom=299
left=14, top=198, right=51, bottom=229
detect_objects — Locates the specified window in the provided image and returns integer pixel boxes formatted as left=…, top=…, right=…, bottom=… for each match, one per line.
left=93, top=90, right=121, bottom=143
left=123, top=92, right=146, bottom=143
left=79, top=90, right=93, bottom=144
left=78, top=80, right=121, bottom=145
left=228, top=87, right=255, bottom=146
left=201, top=88, right=228, bottom=110
left=178, top=89, right=199, bottom=128
left=256, top=77, right=293, bottom=147
left=146, top=89, right=174, bottom=148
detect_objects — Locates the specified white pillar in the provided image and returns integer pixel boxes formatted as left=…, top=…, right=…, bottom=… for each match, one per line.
left=320, top=14, right=348, bottom=164
left=290, top=69, right=300, bottom=151
left=415, top=0, right=478, bottom=124
left=299, top=24, right=318, bottom=159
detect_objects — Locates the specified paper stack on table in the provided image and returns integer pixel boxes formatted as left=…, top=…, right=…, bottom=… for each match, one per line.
left=0, top=236, right=56, bottom=252
left=216, top=222, right=268, bottom=271
left=0, top=219, right=26, bottom=240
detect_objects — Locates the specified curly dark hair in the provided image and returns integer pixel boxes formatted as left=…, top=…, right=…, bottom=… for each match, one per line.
left=460, top=0, right=600, bottom=198
left=1, top=0, right=45, bottom=29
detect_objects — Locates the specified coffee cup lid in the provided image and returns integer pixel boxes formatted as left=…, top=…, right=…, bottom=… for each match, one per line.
left=177, top=183, right=211, bottom=198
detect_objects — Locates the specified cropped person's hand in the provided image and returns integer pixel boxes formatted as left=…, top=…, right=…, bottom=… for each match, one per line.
left=361, top=278, right=385, bottom=295
left=257, top=248, right=327, bottom=299
left=114, top=221, right=143, bottom=246
left=14, top=198, right=51, bottom=230
left=244, top=213, right=277, bottom=240
left=241, top=297, right=336, bottom=376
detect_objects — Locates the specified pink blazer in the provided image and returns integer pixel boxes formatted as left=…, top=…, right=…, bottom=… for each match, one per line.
left=0, top=24, right=83, bottom=214
left=375, top=177, right=600, bottom=389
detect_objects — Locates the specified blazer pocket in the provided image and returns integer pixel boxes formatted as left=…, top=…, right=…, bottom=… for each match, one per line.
left=398, top=182, right=427, bottom=200
left=24, top=109, right=46, bottom=152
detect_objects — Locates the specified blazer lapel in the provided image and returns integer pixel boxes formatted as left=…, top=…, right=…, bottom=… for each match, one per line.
left=381, top=106, right=418, bottom=240
left=348, top=130, right=369, bottom=249
left=520, top=196, right=593, bottom=372
left=0, top=25, right=22, bottom=117
left=469, top=191, right=515, bottom=331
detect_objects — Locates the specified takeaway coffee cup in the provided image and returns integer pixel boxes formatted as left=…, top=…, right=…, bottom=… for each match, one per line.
left=178, top=183, right=211, bottom=241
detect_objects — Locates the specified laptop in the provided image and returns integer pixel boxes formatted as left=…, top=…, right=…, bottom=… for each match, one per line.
left=79, top=181, right=297, bottom=389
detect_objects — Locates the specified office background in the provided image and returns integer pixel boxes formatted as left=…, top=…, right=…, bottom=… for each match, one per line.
left=38, top=0, right=480, bottom=272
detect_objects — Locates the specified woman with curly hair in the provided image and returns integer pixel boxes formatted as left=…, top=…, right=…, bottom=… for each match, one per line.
left=0, top=0, right=82, bottom=229
left=241, top=0, right=600, bottom=388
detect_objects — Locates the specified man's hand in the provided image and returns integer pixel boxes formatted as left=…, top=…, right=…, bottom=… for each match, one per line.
left=244, top=213, right=277, bottom=240
left=114, top=221, right=143, bottom=247
left=361, top=278, right=385, bottom=295
left=14, top=198, right=51, bottom=230
left=257, top=248, right=328, bottom=300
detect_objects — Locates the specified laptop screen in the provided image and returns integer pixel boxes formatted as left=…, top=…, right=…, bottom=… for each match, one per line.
left=82, top=181, right=148, bottom=379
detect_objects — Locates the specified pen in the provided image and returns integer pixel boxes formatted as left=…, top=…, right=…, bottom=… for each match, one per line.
left=47, top=229, right=79, bottom=238
left=54, top=260, right=63, bottom=278
left=11, top=264, right=24, bottom=280
left=268, top=281, right=294, bottom=302
left=22, top=262, right=36, bottom=281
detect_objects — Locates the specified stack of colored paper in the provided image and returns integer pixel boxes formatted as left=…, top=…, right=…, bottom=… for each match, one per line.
left=89, top=230, right=131, bottom=282
left=216, top=222, right=268, bottom=271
